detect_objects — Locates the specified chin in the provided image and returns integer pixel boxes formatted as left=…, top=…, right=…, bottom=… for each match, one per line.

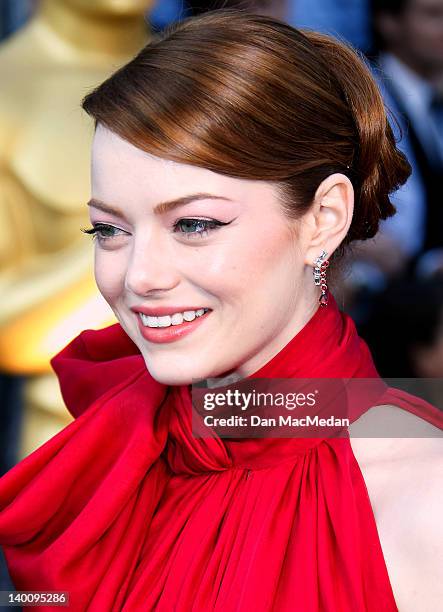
left=150, top=372, right=193, bottom=387
left=142, top=358, right=205, bottom=387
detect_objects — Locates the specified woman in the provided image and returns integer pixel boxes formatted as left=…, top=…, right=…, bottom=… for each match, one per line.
left=0, top=10, right=442, bottom=611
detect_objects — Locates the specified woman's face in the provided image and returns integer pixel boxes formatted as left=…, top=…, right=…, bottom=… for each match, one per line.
left=90, top=125, right=317, bottom=385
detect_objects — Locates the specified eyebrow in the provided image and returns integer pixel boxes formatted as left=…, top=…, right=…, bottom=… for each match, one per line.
left=87, top=193, right=233, bottom=217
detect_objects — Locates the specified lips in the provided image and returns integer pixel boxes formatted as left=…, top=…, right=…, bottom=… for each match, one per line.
left=135, top=308, right=212, bottom=344
left=131, top=305, right=211, bottom=317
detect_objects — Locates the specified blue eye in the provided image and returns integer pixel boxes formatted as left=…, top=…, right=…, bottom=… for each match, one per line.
left=173, top=218, right=231, bottom=239
left=81, top=223, right=125, bottom=242
left=81, top=217, right=235, bottom=244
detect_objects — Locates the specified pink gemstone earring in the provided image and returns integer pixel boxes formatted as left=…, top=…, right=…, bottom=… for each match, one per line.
left=313, top=250, right=329, bottom=307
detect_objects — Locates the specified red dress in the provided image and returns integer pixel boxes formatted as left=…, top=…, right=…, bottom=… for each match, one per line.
left=0, top=294, right=441, bottom=611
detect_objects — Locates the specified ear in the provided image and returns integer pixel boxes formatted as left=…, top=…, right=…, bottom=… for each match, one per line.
left=303, top=173, right=354, bottom=266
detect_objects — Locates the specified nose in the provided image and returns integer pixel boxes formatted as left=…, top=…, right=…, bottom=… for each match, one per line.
left=124, top=231, right=180, bottom=297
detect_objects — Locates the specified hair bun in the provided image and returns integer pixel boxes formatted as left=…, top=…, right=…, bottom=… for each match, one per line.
left=82, top=10, right=411, bottom=252
left=304, top=31, right=411, bottom=242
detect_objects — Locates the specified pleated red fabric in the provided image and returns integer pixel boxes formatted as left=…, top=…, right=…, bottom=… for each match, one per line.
left=0, top=294, right=441, bottom=611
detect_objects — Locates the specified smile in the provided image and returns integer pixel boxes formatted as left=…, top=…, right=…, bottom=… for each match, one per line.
left=139, top=308, right=210, bottom=328
left=135, top=308, right=212, bottom=344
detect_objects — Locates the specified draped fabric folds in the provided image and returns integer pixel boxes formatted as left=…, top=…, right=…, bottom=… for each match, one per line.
left=0, top=294, right=441, bottom=610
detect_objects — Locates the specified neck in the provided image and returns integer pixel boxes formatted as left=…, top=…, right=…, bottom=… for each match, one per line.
left=38, top=0, right=151, bottom=59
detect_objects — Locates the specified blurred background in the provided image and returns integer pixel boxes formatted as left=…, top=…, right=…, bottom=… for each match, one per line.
left=1, top=0, right=443, bottom=589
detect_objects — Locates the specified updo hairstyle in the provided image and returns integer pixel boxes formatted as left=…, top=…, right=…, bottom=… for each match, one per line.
left=82, top=9, right=411, bottom=265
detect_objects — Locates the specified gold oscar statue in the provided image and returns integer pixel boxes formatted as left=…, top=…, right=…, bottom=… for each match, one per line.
left=0, top=0, right=156, bottom=457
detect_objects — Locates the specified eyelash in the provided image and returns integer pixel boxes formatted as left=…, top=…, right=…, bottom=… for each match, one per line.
left=81, top=218, right=233, bottom=243
left=172, top=218, right=232, bottom=238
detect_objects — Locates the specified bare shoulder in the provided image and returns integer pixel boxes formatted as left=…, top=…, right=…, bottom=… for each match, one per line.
left=348, top=402, right=442, bottom=510
left=349, top=404, right=442, bottom=450
left=349, top=404, right=443, bottom=611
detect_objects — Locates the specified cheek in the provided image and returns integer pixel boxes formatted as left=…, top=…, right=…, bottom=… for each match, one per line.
left=235, top=223, right=299, bottom=281
left=94, top=250, right=127, bottom=303
left=195, top=224, right=300, bottom=302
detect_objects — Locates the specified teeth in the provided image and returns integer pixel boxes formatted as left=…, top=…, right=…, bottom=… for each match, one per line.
left=140, top=308, right=209, bottom=328
left=183, top=311, right=196, bottom=322
left=157, top=316, right=171, bottom=327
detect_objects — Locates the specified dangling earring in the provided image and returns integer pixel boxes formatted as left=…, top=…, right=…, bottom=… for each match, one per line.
left=313, top=250, right=329, bottom=307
